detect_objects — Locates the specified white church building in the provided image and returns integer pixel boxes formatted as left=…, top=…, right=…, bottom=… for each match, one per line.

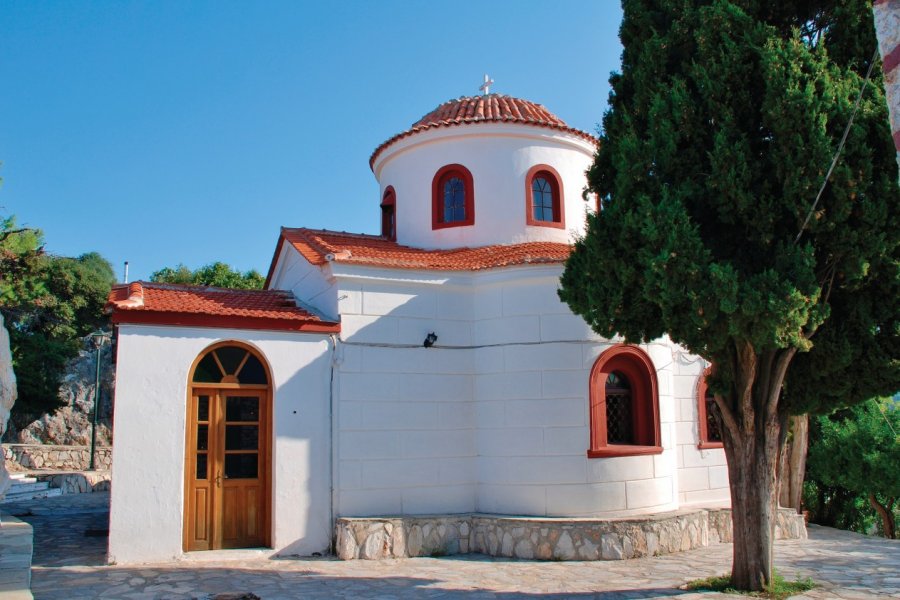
left=106, top=93, right=742, bottom=564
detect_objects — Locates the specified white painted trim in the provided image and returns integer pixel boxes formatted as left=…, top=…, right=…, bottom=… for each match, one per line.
left=329, top=263, right=565, bottom=289
left=373, top=123, right=596, bottom=177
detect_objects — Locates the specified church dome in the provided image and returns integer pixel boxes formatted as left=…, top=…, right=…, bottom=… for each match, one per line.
left=370, top=94, right=595, bottom=168
left=370, top=93, right=597, bottom=250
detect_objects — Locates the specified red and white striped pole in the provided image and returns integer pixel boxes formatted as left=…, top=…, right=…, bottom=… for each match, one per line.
left=874, top=0, right=900, bottom=175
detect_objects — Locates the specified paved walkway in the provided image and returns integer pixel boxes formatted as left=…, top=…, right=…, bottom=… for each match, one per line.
left=6, top=492, right=899, bottom=599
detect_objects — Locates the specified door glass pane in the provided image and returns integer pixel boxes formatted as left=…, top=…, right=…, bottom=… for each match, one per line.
left=225, top=454, right=258, bottom=479
left=216, top=347, right=246, bottom=376
left=196, top=454, right=208, bottom=479
left=226, top=425, right=258, bottom=450
left=237, top=354, right=267, bottom=384
left=197, top=396, right=209, bottom=421
left=226, top=397, right=259, bottom=422
left=197, top=425, right=209, bottom=450
left=193, top=354, right=222, bottom=383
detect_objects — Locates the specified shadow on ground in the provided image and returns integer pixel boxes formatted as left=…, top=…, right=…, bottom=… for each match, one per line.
left=30, top=564, right=695, bottom=600
left=17, top=494, right=900, bottom=599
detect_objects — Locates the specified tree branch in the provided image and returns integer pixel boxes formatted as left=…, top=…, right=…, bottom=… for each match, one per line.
left=714, top=392, right=740, bottom=441
left=735, top=339, right=758, bottom=435
left=0, top=227, right=32, bottom=243
left=767, top=347, right=798, bottom=421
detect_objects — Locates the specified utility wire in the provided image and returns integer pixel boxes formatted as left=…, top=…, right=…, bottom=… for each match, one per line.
left=795, top=49, right=879, bottom=244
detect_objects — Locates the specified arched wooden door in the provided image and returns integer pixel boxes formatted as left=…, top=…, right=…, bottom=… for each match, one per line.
left=184, top=343, right=272, bottom=551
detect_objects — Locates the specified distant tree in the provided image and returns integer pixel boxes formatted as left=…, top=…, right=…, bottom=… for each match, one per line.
left=559, top=1, right=899, bottom=590
left=802, top=478, right=873, bottom=535
left=150, top=262, right=264, bottom=289
left=806, top=398, right=900, bottom=539
left=0, top=216, right=115, bottom=428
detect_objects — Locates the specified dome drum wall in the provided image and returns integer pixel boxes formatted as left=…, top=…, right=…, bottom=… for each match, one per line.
left=373, top=124, right=596, bottom=250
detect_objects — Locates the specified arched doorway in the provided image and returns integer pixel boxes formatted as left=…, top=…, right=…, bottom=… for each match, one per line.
left=184, top=342, right=272, bottom=551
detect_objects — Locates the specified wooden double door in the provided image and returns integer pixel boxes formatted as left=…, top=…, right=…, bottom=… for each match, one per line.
left=184, top=388, right=270, bottom=551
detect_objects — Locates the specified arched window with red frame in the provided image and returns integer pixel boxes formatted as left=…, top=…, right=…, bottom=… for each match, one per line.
left=588, top=345, right=662, bottom=458
left=381, top=186, right=396, bottom=241
left=525, top=164, right=564, bottom=229
left=432, top=164, right=475, bottom=229
left=697, top=366, right=724, bottom=448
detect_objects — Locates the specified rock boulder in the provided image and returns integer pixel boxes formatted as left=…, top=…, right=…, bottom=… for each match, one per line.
left=0, top=314, right=18, bottom=500
left=10, top=334, right=114, bottom=446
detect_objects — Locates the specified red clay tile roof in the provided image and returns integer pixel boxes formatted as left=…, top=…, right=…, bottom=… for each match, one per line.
left=370, top=94, right=597, bottom=169
left=270, top=228, right=571, bottom=278
left=107, top=282, right=339, bottom=332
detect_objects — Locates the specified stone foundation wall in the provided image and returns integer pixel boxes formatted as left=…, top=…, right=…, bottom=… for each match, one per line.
left=706, top=507, right=807, bottom=544
left=3, top=443, right=112, bottom=471
left=335, top=507, right=806, bottom=561
left=35, top=471, right=111, bottom=494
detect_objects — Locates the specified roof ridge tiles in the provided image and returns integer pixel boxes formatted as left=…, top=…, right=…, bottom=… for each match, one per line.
left=137, top=281, right=290, bottom=295
left=107, top=281, right=339, bottom=333
left=278, top=228, right=572, bottom=272
left=370, top=94, right=597, bottom=169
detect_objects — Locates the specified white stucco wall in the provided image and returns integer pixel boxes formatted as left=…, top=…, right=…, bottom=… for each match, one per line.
left=372, top=124, right=596, bottom=249
left=673, top=357, right=731, bottom=507
left=330, top=264, right=691, bottom=519
left=268, top=242, right=338, bottom=321
left=470, top=272, right=679, bottom=517
left=109, top=324, right=333, bottom=564
left=334, top=268, right=477, bottom=516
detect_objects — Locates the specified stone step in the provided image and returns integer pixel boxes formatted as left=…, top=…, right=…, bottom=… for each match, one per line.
left=5, top=481, right=47, bottom=494
left=0, top=513, right=34, bottom=598
left=34, top=471, right=111, bottom=495
left=1, top=487, right=62, bottom=503
left=7, top=475, right=37, bottom=485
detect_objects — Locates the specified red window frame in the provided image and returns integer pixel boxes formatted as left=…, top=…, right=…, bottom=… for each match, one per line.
left=697, top=366, right=724, bottom=449
left=588, top=345, right=662, bottom=458
left=381, top=186, right=397, bottom=241
left=525, top=164, right=565, bottom=229
left=432, top=164, right=475, bottom=230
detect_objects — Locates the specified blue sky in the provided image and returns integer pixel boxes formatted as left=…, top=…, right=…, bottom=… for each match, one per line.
left=0, top=2, right=624, bottom=282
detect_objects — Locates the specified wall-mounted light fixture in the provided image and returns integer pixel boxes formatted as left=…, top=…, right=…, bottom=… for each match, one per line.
left=423, top=332, right=438, bottom=348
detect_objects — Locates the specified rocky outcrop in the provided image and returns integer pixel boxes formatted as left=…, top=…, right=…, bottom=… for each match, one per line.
left=0, top=315, right=18, bottom=500
left=11, top=335, right=113, bottom=447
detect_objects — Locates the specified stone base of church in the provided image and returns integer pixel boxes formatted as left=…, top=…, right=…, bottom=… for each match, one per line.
left=334, top=507, right=806, bottom=561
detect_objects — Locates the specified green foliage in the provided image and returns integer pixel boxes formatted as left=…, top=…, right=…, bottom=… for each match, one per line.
left=150, top=262, right=265, bottom=290
left=0, top=215, right=116, bottom=428
left=560, top=0, right=898, bottom=407
left=688, top=571, right=815, bottom=599
left=558, top=0, right=898, bottom=588
left=802, top=479, right=874, bottom=534
left=805, top=397, right=900, bottom=537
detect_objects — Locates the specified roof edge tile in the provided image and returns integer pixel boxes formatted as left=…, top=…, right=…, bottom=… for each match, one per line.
left=369, top=94, right=597, bottom=169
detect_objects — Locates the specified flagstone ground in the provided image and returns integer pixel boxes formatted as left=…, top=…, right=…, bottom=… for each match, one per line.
left=5, top=492, right=898, bottom=599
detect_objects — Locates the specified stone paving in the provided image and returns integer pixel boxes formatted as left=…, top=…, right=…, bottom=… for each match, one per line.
left=6, top=492, right=899, bottom=599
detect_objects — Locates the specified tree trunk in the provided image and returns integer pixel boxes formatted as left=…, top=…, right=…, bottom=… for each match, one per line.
left=725, top=422, right=784, bottom=590
left=716, top=343, right=796, bottom=592
left=777, top=414, right=808, bottom=512
left=868, top=494, right=896, bottom=539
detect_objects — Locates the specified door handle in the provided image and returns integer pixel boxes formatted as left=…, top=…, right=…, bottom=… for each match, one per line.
left=215, top=471, right=222, bottom=488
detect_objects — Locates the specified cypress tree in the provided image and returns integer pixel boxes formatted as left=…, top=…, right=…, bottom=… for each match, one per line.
left=559, top=0, right=899, bottom=590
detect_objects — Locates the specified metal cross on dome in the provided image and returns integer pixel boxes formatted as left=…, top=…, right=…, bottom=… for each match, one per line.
left=479, top=74, right=494, bottom=95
